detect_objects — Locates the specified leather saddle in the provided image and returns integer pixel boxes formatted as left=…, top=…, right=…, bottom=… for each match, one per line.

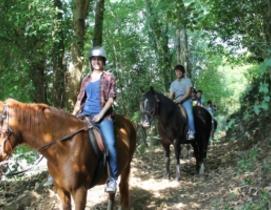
left=177, top=104, right=190, bottom=140
left=83, top=116, right=108, bottom=187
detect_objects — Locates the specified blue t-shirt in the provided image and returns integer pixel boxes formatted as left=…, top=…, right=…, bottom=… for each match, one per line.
left=82, top=80, right=101, bottom=116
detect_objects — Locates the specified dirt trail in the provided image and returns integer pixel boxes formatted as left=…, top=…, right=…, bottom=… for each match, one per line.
left=0, top=141, right=269, bottom=210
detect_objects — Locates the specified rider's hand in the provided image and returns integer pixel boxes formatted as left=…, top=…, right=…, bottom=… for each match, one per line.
left=93, top=113, right=103, bottom=122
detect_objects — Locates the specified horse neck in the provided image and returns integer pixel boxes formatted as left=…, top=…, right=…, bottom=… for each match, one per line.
left=156, top=95, right=172, bottom=122
left=13, top=110, right=86, bottom=156
left=156, top=95, right=183, bottom=124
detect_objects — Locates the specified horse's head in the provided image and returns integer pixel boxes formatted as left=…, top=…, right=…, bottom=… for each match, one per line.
left=0, top=101, right=18, bottom=161
left=140, top=87, right=160, bottom=128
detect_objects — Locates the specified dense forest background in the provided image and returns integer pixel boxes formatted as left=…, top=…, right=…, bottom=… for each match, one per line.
left=1, top=0, right=270, bottom=118
left=0, top=0, right=271, bottom=209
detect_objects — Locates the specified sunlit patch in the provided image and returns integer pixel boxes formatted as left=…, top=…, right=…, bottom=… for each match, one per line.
left=119, top=128, right=127, bottom=136
left=131, top=177, right=180, bottom=192
left=42, top=133, right=53, bottom=143
left=118, top=128, right=129, bottom=146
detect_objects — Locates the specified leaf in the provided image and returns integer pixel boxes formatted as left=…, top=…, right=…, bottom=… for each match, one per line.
left=260, top=102, right=269, bottom=111
left=253, top=105, right=261, bottom=115
left=259, top=83, right=269, bottom=94
left=264, top=96, right=270, bottom=102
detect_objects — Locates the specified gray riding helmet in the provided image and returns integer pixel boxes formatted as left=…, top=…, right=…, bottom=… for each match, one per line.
left=89, top=46, right=107, bottom=61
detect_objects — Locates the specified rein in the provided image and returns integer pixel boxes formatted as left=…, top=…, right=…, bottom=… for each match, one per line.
left=38, top=125, right=91, bottom=152
left=6, top=126, right=91, bottom=177
left=5, top=155, right=44, bottom=176
left=0, top=104, right=16, bottom=158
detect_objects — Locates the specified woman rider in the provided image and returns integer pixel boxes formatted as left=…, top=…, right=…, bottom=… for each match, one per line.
left=72, top=46, right=118, bottom=193
left=169, top=64, right=195, bottom=140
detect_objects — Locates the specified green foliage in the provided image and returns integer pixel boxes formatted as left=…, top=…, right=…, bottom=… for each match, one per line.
left=237, top=147, right=258, bottom=173
left=207, top=0, right=271, bottom=60
left=0, top=0, right=71, bottom=103
left=238, top=59, right=271, bottom=117
left=14, top=146, right=39, bottom=164
left=240, top=191, right=270, bottom=210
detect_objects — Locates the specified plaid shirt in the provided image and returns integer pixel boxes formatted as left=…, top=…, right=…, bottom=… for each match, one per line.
left=75, top=71, right=116, bottom=117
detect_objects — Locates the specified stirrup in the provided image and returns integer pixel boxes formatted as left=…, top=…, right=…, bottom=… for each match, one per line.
left=187, top=132, right=195, bottom=140
left=105, top=179, right=117, bottom=193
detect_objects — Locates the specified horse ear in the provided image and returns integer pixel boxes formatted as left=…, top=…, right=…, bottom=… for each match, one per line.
left=149, top=86, right=154, bottom=92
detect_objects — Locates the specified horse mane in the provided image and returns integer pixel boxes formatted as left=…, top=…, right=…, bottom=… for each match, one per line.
left=5, top=98, right=80, bottom=131
left=147, top=89, right=185, bottom=121
left=149, top=89, right=176, bottom=109
left=154, top=91, right=173, bottom=104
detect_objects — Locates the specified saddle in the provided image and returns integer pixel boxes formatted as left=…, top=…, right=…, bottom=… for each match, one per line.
left=177, top=104, right=190, bottom=140
left=83, top=116, right=108, bottom=187
left=84, top=116, right=106, bottom=155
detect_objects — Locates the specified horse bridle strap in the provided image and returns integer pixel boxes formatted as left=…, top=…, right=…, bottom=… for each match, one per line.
left=38, top=125, right=92, bottom=152
left=0, top=104, right=16, bottom=156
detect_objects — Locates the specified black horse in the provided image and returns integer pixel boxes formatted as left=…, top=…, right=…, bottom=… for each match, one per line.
left=140, top=87, right=212, bottom=180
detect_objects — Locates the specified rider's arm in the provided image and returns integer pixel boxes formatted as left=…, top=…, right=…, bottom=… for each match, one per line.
left=178, top=86, right=192, bottom=103
left=98, top=97, right=114, bottom=119
left=72, top=101, right=81, bottom=115
left=169, top=91, right=175, bottom=100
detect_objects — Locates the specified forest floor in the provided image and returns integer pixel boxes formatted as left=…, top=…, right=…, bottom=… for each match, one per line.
left=0, top=127, right=271, bottom=210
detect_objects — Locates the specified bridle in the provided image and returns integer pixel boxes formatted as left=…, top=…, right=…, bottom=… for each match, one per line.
left=141, top=94, right=160, bottom=123
left=0, top=104, right=16, bottom=158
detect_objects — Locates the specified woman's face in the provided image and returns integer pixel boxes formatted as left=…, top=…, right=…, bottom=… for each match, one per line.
left=91, top=56, right=104, bottom=70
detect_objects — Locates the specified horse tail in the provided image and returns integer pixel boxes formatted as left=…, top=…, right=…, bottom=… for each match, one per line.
left=119, top=161, right=131, bottom=209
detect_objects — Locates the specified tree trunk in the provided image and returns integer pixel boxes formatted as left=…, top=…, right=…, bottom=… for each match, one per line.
left=176, top=27, right=191, bottom=76
left=263, top=0, right=271, bottom=57
left=65, top=0, right=91, bottom=110
left=51, top=0, right=66, bottom=108
left=30, top=60, right=47, bottom=103
left=175, top=0, right=191, bottom=76
left=93, top=0, right=105, bottom=47
left=145, top=0, right=172, bottom=91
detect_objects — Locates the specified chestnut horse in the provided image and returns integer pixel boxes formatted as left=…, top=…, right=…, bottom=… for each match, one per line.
left=0, top=99, right=136, bottom=210
left=140, top=88, right=212, bottom=180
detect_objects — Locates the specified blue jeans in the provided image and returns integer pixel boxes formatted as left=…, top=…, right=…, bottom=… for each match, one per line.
left=96, top=118, right=118, bottom=179
left=182, top=99, right=195, bottom=134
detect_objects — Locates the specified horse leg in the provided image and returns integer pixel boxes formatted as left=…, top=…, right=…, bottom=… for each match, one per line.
left=72, top=186, right=87, bottom=210
left=107, top=192, right=115, bottom=210
left=199, top=133, right=210, bottom=175
left=191, top=141, right=199, bottom=173
left=119, top=162, right=131, bottom=210
left=192, top=141, right=205, bottom=174
left=162, top=143, right=170, bottom=179
left=173, top=140, right=181, bottom=181
left=55, top=187, right=72, bottom=210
